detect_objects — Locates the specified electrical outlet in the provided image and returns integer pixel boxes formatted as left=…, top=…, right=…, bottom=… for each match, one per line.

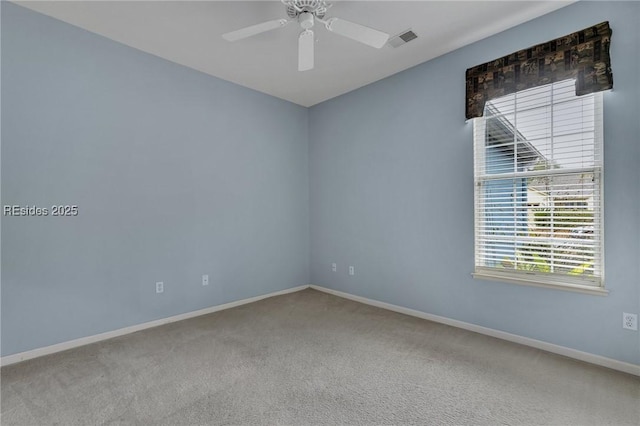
left=348, top=266, right=355, bottom=276
left=331, top=263, right=337, bottom=272
left=623, top=313, right=638, bottom=331
left=155, top=281, right=164, bottom=294
left=202, top=274, right=209, bottom=286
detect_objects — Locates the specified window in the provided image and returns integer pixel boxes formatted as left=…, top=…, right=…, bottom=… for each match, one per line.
left=473, top=79, right=604, bottom=293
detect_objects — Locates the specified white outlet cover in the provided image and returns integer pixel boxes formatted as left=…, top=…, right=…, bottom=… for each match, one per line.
left=202, top=275, right=209, bottom=286
left=331, top=263, right=337, bottom=272
left=349, top=266, right=355, bottom=276
left=623, top=313, right=638, bottom=331
left=156, top=281, right=164, bottom=293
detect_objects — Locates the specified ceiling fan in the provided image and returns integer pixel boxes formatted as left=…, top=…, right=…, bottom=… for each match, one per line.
left=222, top=0, right=390, bottom=72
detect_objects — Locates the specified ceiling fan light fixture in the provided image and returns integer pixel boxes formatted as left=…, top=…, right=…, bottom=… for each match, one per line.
left=299, top=12, right=314, bottom=30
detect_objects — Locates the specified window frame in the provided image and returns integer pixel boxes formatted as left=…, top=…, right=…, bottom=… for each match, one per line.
left=472, top=83, right=606, bottom=296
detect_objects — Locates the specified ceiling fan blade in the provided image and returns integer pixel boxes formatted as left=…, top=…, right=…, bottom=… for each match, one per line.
left=222, top=19, right=288, bottom=42
left=298, top=29, right=314, bottom=71
left=323, top=17, right=389, bottom=48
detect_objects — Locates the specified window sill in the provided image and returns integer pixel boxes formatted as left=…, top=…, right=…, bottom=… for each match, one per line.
left=472, top=271, right=608, bottom=296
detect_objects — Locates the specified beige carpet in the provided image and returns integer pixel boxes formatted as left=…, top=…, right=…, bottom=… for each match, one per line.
left=1, top=288, right=639, bottom=425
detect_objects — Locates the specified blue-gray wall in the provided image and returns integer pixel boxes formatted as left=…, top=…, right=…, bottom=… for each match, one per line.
left=2, top=1, right=639, bottom=366
left=309, top=1, right=640, bottom=365
left=1, top=3, right=309, bottom=356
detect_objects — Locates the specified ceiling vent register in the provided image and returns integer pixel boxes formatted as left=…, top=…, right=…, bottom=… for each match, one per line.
left=388, top=30, right=418, bottom=48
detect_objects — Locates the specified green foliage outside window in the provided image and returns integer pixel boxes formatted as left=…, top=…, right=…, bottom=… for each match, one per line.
left=533, top=208, right=594, bottom=228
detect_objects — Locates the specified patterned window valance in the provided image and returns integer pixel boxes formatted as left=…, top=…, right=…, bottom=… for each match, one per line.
left=465, top=21, right=612, bottom=119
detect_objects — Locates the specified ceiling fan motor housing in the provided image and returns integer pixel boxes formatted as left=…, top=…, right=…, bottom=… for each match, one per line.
left=285, top=0, right=329, bottom=19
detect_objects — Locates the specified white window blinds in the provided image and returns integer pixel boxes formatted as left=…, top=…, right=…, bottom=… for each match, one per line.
left=473, top=79, right=604, bottom=291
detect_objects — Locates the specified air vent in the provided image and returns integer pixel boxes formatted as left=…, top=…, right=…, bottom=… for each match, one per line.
left=388, top=30, right=418, bottom=48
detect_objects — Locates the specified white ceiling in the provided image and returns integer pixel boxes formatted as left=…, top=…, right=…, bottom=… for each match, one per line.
left=16, top=1, right=574, bottom=107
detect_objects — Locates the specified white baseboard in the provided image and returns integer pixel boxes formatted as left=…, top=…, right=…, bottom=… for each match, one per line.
left=4, top=283, right=638, bottom=376
left=1, top=285, right=309, bottom=367
left=309, top=285, right=640, bottom=377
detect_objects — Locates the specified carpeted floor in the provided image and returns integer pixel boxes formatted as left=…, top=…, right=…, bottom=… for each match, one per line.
left=1, top=288, right=639, bottom=425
